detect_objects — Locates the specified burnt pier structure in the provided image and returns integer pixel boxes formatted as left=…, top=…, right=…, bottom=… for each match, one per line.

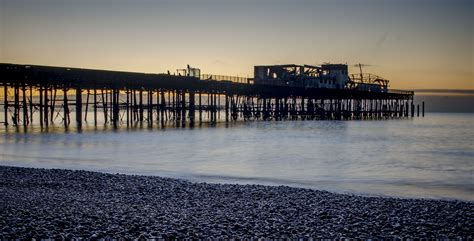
left=0, top=63, right=417, bottom=129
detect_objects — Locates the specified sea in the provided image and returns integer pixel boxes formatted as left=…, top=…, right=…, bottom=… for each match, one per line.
left=0, top=110, right=472, bottom=201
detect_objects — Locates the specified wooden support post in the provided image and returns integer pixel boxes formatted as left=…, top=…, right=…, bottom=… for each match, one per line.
left=150, top=90, right=154, bottom=127
left=102, top=89, right=108, bottom=124
left=181, top=90, right=186, bottom=127
left=390, top=100, right=394, bottom=118
left=175, top=90, right=180, bottom=126
left=63, top=88, right=69, bottom=127
left=417, top=104, right=420, bottom=117
left=167, top=90, right=171, bottom=121
left=22, top=84, right=27, bottom=127
left=262, top=98, right=267, bottom=120
left=225, top=94, right=229, bottom=122
left=39, top=87, right=43, bottom=128
left=132, top=91, right=135, bottom=124
left=111, top=89, right=116, bottom=127
left=51, top=89, right=57, bottom=124
left=148, top=90, right=153, bottom=127
left=422, top=101, right=425, bottom=117
left=198, top=92, right=202, bottom=124
left=397, top=101, right=400, bottom=118
left=231, top=95, right=237, bottom=121
left=275, top=98, right=280, bottom=120
left=139, top=90, right=143, bottom=124
left=292, top=97, right=296, bottom=120
left=401, top=100, right=404, bottom=117
left=301, top=98, right=305, bottom=120
left=29, top=86, right=33, bottom=124
left=373, top=99, right=377, bottom=119
left=405, top=100, right=410, bottom=117
left=207, top=93, right=210, bottom=121
left=112, top=89, right=119, bottom=128
left=160, top=90, right=166, bottom=126
left=105, top=90, right=110, bottom=122
left=132, top=90, right=136, bottom=123
left=109, top=90, right=113, bottom=122
left=13, top=83, right=19, bottom=126
left=172, top=90, right=176, bottom=122
left=330, top=99, right=334, bottom=119
left=3, top=83, right=8, bottom=126
left=76, top=88, right=82, bottom=128
left=213, top=93, right=217, bottom=122
left=217, top=93, right=220, bottom=121
left=374, top=99, right=380, bottom=119
left=93, top=89, right=97, bottom=126
left=189, top=91, right=195, bottom=127
left=128, top=90, right=132, bottom=124
left=126, top=90, right=130, bottom=127
left=156, top=90, right=160, bottom=122
left=117, top=89, right=120, bottom=125
left=209, top=93, right=213, bottom=123
left=84, top=90, right=90, bottom=122
left=381, top=99, right=385, bottom=118
left=44, top=87, right=48, bottom=127
left=398, top=100, right=403, bottom=117
left=146, top=91, right=149, bottom=124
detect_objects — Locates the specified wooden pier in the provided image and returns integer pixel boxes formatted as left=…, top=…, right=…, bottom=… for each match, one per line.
left=0, top=63, right=417, bottom=129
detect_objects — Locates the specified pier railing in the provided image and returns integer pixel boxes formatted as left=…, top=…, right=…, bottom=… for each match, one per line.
left=200, top=74, right=413, bottom=95
left=200, top=74, right=251, bottom=84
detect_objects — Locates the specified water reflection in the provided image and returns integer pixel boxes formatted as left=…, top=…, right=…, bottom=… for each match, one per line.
left=1, top=113, right=473, bottom=201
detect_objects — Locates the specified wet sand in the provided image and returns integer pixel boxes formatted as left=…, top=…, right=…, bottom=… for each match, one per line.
left=0, top=165, right=471, bottom=239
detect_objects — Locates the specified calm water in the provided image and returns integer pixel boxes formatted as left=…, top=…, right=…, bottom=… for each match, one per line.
left=0, top=113, right=473, bottom=201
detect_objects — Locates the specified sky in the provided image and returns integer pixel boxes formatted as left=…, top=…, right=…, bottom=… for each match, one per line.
left=1, top=0, right=473, bottom=90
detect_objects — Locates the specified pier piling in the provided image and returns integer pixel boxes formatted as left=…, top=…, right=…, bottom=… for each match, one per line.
left=63, top=88, right=69, bottom=127
left=422, top=101, right=425, bottom=117
left=76, top=88, right=82, bottom=128
left=3, top=83, right=8, bottom=126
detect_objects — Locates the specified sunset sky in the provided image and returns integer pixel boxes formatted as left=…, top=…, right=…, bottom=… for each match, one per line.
left=1, top=0, right=472, bottom=90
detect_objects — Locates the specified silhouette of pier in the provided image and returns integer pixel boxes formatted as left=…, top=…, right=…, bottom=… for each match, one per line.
left=0, top=63, right=418, bottom=129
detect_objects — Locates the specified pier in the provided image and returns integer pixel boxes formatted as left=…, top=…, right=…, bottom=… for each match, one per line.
left=0, top=63, right=417, bottom=129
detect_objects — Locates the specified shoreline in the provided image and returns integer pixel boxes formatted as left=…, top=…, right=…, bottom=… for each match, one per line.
left=0, top=165, right=472, bottom=239
left=2, top=163, right=471, bottom=203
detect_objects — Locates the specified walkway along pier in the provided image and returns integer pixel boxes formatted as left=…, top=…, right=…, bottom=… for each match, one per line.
left=0, top=63, right=419, bottom=129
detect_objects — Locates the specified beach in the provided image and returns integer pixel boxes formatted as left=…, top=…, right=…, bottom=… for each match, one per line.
left=0, top=165, right=471, bottom=239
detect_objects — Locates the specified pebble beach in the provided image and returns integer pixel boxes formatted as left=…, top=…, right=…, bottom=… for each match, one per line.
left=0, top=165, right=472, bottom=239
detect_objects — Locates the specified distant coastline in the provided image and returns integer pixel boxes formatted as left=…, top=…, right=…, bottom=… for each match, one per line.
left=413, top=89, right=474, bottom=96
left=413, top=90, right=474, bottom=113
